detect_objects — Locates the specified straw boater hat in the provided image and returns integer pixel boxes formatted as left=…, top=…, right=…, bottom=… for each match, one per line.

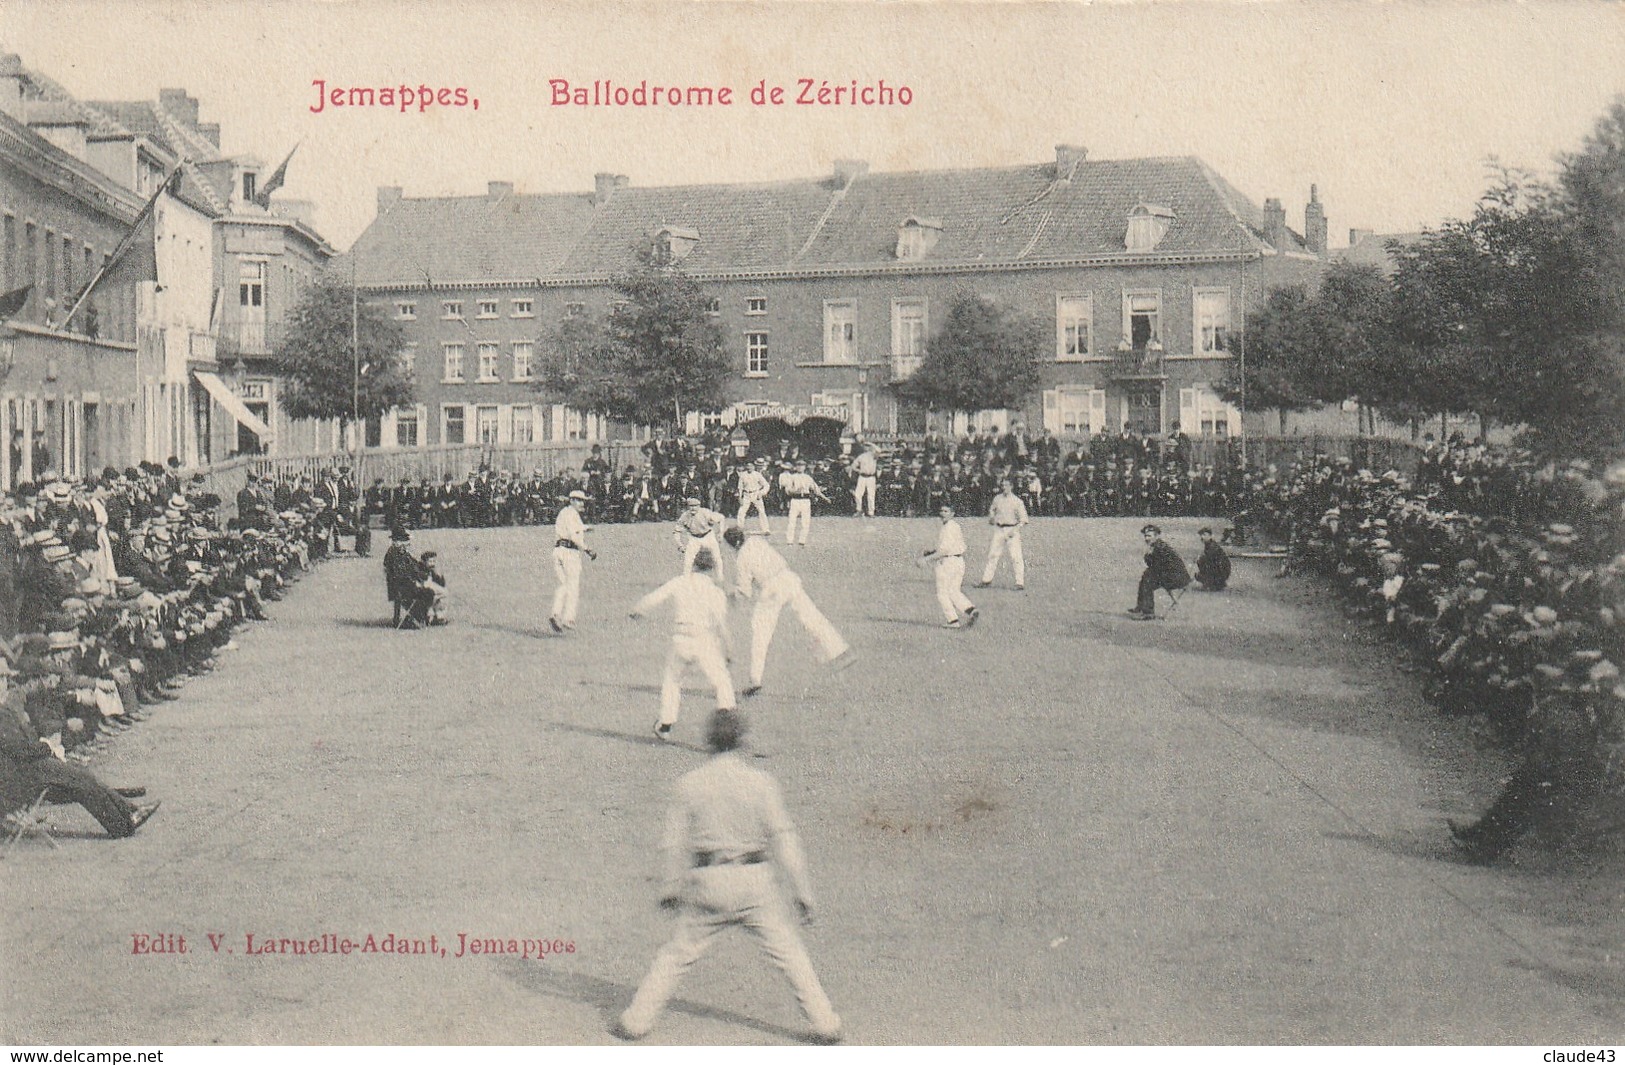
left=47, top=630, right=79, bottom=652
left=42, top=544, right=72, bottom=563
left=569, top=489, right=588, bottom=501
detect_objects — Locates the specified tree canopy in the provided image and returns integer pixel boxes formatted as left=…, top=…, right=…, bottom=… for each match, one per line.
left=277, top=271, right=414, bottom=425
left=891, top=293, right=1042, bottom=417
left=538, top=251, right=730, bottom=429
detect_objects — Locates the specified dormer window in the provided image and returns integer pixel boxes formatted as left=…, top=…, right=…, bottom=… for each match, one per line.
left=242, top=171, right=257, bottom=203
left=655, top=225, right=700, bottom=264
left=895, top=217, right=943, bottom=261
left=1125, top=204, right=1174, bottom=252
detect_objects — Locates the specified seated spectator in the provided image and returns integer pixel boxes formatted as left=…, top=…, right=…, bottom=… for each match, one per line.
left=420, top=550, right=448, bottom=626
left=1128, top=524, right=1190, bottom=620
left=1194, top=526, right=1231, bottom=591
left=383, top=528, right=433, bottom=629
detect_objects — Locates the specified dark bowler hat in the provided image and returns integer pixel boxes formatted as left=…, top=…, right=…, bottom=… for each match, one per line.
left=390, top=527, right=411, bottom=542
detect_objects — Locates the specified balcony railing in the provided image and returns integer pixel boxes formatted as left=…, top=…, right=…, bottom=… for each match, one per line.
left=1107, top=344, right=1166, bottom=379
left=218, top=321, right=283, bottom=358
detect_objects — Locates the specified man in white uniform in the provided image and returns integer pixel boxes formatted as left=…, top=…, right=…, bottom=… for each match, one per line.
left=849, top=443, right=878, bottom=518
left=673, top=496, right=726, bottom=579
left=920, top=504, right=979, bottom=628
left=549, top=489, right=595, bottom=633
left=735, top=459, right=772, bottom=534
left=976, top=478, right=1030, bottom=590
left=630, top=549, right=736, bottom=740
left=777, top=460, right=828, bottom=547
left=616, top=709, right=842, bottom=1043
left=723, top=526, right=854, bottom=697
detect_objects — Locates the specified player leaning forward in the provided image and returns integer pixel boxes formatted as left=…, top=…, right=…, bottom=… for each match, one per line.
left=630, top=549, right=737, bottom=741
left=724, top=526, right=855, bottom=697
left=549, top=489, right=596, bottom=633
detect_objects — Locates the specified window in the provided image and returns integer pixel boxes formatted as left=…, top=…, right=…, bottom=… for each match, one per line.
left=441, top=300, right=463, bottom=319
left=1056, top=294, right=1093, bottom=361
left=896, top=226, right=925, bottom=260
left=1179, top=386, right=1241, bottom=438
left=564, top=302, right=586, bottom=319
left=395, top=301, right=416, bottom=320
left=1194, top=288, right=1231, bottom=355
left=239, top=260, right=265, bottom=318
left=511, top=406, right=534, bottom=443
left=891, top=298, right=927, bottom=379
left=823, top=299, right=856, bottom=363
left=395, top=406, right=420, bottom=447
left=477, top=342, right=500, bottom=382
left=511, top=298, right=533, bottom=317
left=745, top=296, right=767, bottom=315
left=1122, top=290, right=1161, bottom=348
left=476, top=405, right=500, bottom=445
left=1125, top=204, right=1173, bottom=252
left=442, top=343, right=465, bottom=382
left=477, top=299, right=499, bottom=318
left=512, top=341, right=533, bottom=381
left=442, top=404, right=466, bottom=445
left=242, top=172, right=257, bottom=203
left=1042, top=389, right=1108, bottom=436
left=610, top=299, right=630, bottom=314
left=745, top=332, right=769, bottom=376
left=706, top=297, right=721, bottom=316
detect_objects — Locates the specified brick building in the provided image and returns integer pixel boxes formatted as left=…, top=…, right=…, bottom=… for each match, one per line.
left=350, top=148, right=1332, bottom=448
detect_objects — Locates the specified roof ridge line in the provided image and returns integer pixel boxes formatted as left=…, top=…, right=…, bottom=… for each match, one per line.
left=1191, top=156, right=1269, bottom=254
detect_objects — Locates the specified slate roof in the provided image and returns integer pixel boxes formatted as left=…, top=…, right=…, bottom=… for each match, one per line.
left=351, top=154, right=1303, bottom=288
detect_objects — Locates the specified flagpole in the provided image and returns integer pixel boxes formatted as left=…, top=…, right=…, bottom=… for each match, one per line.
left=61, top=167, right=178, bottom=332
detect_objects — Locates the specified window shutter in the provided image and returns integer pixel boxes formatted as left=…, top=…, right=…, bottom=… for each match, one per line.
left=496, top=404, right=512, bottom=444
left=1089, top=390, right=1108, bottom=434
left=1226, top=402, right=1242, bottom=438
left=1179, top=388, right=1197, bottom=434
left=417, top=405, right=428, bottom=448
left=1042, top=390, right=1060, bottom=434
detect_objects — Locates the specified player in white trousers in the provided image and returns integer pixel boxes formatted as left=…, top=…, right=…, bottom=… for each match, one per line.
left=629, top=549, right=736, bottom=740
left=722, top=526, right=855, bottom=696
left=615, top=709, right=842, bottom=1044
left=849, top=443, right=878, bottom=518
left=673, top=496, right=727, bottom=580
left=777, top=460, right=828, bottom=546
left=920, top=504, right=979, bottom=629
left=735, top=459, right=773, bottom=534
left=976, top=479, right=1030, bottom=590
left=549, top=489, right=595, bottom=633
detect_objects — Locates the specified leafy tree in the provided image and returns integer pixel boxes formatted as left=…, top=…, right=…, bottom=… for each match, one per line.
left=1217, top=284, right=1332, bottom=432
left=890, top=293, right=1042, bottom=417
left=278, top=271, right=414, bottom=429
left=538, top=250, right=729, bottom=429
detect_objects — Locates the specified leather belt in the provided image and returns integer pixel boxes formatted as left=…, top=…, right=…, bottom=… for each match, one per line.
left=555, top=540, right=580, bottom=550
left=693, top=850, right=767, bottom=868
left=996, top=523, right=1020, bottom=528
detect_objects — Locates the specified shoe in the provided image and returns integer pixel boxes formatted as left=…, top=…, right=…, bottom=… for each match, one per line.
left=963, top=607, right=979, bottom=629
left=653, top=722, right=674, bottom=743
left=1015, top=584, right=1025, bottom=591
left=130, top=801, right=160, bottom=831
left=1127, top=610, right=1155, bottom=622
left=548, top=616, right=563, bottom=634
left=829, top=649, right=858, bottom=673
left=943, top=619, right=962, bottom=629
left=742, top=685, right=763, bottom=698
left=806, top=1029, right=845, bottom=1046
left=973, top=580, right=993, bottom=588
left=114, top=786, right=147, bottom=799
left=609, top=1020, right=646, bottom=1042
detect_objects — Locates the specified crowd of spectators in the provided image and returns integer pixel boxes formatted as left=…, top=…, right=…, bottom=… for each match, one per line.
left=1, top=461, right=348, bottom=834
left=1258, top=438, right=1624, bottom=861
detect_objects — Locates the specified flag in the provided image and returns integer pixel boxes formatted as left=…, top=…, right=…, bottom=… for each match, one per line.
left=60, top=168, right=179, bottom=332
left=253, top=144, right=297, bottom=209
left=0, top=284, right=32, bottom=323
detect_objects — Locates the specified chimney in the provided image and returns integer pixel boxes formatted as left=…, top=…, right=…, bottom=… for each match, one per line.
left=1348, top=228, right=1374, bottom=247
left=594, top=172, right=623, bottom=205
left=1304, top=184, right=1327, bottom=255
left=832, top=159, right=868, bottom=188
left=0, top=54, right=23, bottom=121
left=487, top=180, right=513, bottom=201
left=158, top=88, right=199, bottom=127
left=1263, top=197, right=1288, bottom=250
left=377, top=186, right=403, bottom=212
left=196, top=122, right=220, bottom=148
left=614, top=174, right=628, bottom=190
left=1054, top=144, right=1088, bottom=177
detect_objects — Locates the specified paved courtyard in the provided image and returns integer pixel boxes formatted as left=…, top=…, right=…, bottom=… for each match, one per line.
left=2, top=516, right=1620, bottom=1044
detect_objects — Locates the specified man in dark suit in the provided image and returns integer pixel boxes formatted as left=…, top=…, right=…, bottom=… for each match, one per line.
left=1194, top=526, right=1232, bottom=591
left=383, top=528, right=433, bottom=629
left=1129, top=524, right=1190, bottom=620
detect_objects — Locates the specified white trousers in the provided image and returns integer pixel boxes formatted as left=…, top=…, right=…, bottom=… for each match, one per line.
left=660, top=631, right=735, bottom=726
left=981, top=526, right=1025, bottom=585
left=935, top=555, right=974, bottom=622
left=621, top=864, right=840, bottom=1039
left=851, top=476, right=876, bottom=516
left=785, top=499, right=812, bottom=545
left=737, top=493, right=771, bottom=533
left=681, top=532, right=724, bottom=581
left=551, top=546, right=582, bottom=625
left=750, top=571, right=850, bottom=686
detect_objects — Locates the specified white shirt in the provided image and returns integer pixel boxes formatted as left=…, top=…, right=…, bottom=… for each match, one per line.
left=675, top=506, right=724, bottom=538
left=780, top=472, right=817, bottom=498
left=661, top=752, right=812, bottom=900
left=988, top=493, right=1030, bottom=527
left=737, top=469, right=769, bottom=497
left=734, top=536, right=790, bottom=596
left=554, top=505, right=587, bottom=547
left=852, top=452, right=878, bottom=477
left=935, top=519, right=966, bottom=557
left=635, top=572, right=729, bottom=634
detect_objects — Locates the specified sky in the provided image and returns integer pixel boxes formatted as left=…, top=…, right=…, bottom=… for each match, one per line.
left=8, top=0, right=1624, bottom=251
